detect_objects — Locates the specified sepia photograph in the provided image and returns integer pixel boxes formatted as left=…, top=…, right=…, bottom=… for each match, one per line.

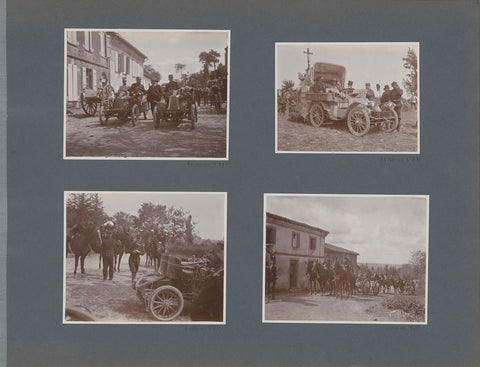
left=276, top=42, right=419, bottom=153
left=63, top=191, right=226, bottom=324
left=263, top=194, right=428, bottom=324
left=64, top=29, right=230, bottom=159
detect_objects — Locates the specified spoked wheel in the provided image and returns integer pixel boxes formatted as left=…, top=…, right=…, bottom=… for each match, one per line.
left=98, top=102, right=109, bottom=125
left=190, top=104, right=197, bottom=129
left=149, top=285, right=184, bottom=321
left=347, top=106, right=371, bottom=136
left=81, top=93, right=97, bottom=116
left=131, top=104, right=140, bottom=126
left=379, top=109, right=398, bottom=132
left=117, top=112, right=129, bottom=122
left=309, top=104, right=326, bottom=128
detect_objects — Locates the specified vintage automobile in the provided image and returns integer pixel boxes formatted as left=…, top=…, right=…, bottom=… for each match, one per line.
left=152, top=88, right=198, bottom=130
left=134, top=254, right=223, bottom=321
left=291, top=62, right=398, bottom=137
left=98, top=86, right=148, bottom=126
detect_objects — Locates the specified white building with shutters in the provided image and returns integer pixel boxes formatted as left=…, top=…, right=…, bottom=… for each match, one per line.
left=107, top=32, right=148, bottom=92
left=65, top=30, right=148, bottom=108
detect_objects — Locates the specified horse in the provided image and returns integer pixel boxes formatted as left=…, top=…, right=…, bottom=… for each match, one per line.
left=68, top=225, right=102, bottom=276
left=332, top=261, right=346, bottom=298
left=343, top=264, right=356, bottom=298
left=145, top=233, right=165, bottom=272
left=324, top=260, right=335, bottom=296
left=315, top=261, right=328, bottom=295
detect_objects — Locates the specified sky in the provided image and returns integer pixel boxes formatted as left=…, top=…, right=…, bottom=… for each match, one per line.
left=266, top=195, right=428, bottom=265
left=92, top=192, right=226, bottom=240
left=119, top=31, right=229, bottom=82
left=276, top=43, right=419, bottom=96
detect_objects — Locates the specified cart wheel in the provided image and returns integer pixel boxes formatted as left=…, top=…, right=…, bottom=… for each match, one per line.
left=379, top=109, right=399, bottom=132
left=309, top=104, right=326, bottom=128
left=149, top=285, right=184, bottom=321
left=117, top=112, right=129, bottom=122
left=131, top=104, right=139, bottom=126
left=135, top=276, right=155, bottom=302
left=98, top=102, right=109, bottom=125
left=190, top=104, right=197, bottom=130
left=81, top=94, right=97, bottom=116
left=153, top=103, right=166, bottom=129
left=347, top=106, right=370, bottom=136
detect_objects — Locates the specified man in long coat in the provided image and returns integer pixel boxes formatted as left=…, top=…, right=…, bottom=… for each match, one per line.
left=146, top=79, right=163, bottom=117
left=101, top=231, right=117, bottom=280
left=390, top=81, right=404, bottom=131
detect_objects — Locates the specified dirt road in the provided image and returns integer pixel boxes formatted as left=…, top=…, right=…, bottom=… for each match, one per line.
left=64, top=254, right=192, bottom=322
left=265, top=292, right=414, bottom=322
left=277, top=109, right=418, bottom=153
left=65, top=106, right=227, bottom=158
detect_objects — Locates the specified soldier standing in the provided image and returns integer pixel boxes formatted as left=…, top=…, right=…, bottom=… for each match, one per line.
left=365, top=83, right=375, bottom=101
left=117, top=76, right=130, bottom=98
left=146, top=78, right=163, bottom=117
left=390, top=81, right=404, bottom=131
left=346, top=80, right=354, bottom=94
left=101, top=222, right=116, bottom=280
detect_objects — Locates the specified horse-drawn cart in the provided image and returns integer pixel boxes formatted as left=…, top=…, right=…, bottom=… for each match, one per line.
left=134, top=254, right=223, bottom=321
left=80, top=88, right=102, bottom=116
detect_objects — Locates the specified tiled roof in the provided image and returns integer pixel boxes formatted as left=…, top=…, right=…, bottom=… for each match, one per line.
left=325, top=242, right=359, bottom=255
left=266, top=212, right=329, bottom=235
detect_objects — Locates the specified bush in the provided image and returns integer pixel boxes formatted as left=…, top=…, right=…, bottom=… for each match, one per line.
left=382, top=295, right=425, bottom=318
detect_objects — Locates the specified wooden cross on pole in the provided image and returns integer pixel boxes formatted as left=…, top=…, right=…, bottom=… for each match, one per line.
left=304, top=48, right=313, bottom=72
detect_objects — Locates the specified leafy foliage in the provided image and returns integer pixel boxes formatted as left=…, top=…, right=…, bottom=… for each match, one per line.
left=281, top=79, right=295, bottom=92
left=382, top=295, right=425, bottom=320
left=66, top=193, right=108, bottom=228
left=409, top=250, right=426, bottom=277
left=199, top=49, right=220, bottom=75
left=402, top=48, right=418, bottom=97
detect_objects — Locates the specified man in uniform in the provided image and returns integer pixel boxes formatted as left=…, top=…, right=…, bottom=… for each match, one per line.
left=380, top=85, right=391, bottom=104
left=164, top=74, right=179, bottom=96
left=311, top=76, right=326, bottom=93
left=130, top=76, right=146, bottom=95
left=146, top=78, right=163, bottom=117
left=100, top=221, right=116, bottom=280
left=346, top=80, right=354, bottom=94
left=117, top=76, right=130, bottom=98
left=390, top=81, right=404, bottom=131
left=365, top=83, right=375, bottom=101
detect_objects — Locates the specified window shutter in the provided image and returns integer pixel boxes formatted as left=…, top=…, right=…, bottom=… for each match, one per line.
left=82, top=67, right=87, bottom=89
left=72, top=64, right=78, bottom=100
left=67, top=63, right=73, bottom=100
left=93, top=69, right=97, bottom=90
left=113, top=51, right=118, bottom=73
left=89, top=32, right=93, bottom=52
left=100, top=33, right=105, bottom=56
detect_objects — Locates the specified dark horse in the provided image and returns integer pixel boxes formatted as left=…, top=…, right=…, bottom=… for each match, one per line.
left=306, top=261, right=318, bottom=295
left=68, top=225, right=102, bottom=275
left=145, top=233, right=165, bottom=272
left=315, top=261, right=328, bottom=295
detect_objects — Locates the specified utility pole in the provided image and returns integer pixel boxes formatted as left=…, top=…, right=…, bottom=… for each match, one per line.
left=304, top=48, right=313, bottom=73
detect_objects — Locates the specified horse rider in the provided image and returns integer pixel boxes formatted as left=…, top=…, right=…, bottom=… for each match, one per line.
left=390, top=81, right=404, bottom=132
left=100, top=221, right=116, bottom=280
left=146, top=78, right=164, bottom=117
left=117, top=76, right=130, bottom=98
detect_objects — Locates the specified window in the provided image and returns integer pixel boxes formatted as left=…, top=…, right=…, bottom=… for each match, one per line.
left=118, top=53, right=124, bottom=73
left=309, top=237, right=316, bottom=251
left=126, top=56, right=130, bottom=75
left=291, top=232, right=300, bottom=248
left=86, top=68, right=93, bottom=89
left=112, top=51, right=118, bottom=73
left=83, top=31, right=92, bottom=52
left=66, top=31, right=77, bottom=45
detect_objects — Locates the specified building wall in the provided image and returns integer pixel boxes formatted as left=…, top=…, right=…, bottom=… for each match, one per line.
left=266, top=218, right=326, bottom=291
left=66, top=31, right=109, bottom=105
left=109, top=35, right=146, bottom=92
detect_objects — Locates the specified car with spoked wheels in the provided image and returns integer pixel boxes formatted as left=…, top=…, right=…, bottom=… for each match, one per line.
left=152, top=88, right=198, bottom=130
left=134, top=254, right=223, bottom=322
left=289, top=62, right=398, bottom=137
left=98, top=86, right=148, bottom=126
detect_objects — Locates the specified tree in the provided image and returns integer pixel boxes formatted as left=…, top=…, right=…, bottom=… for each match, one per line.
left=281, top=80, right=295, bottom=92
left=144, top=64, right=161, bottom=82
left=409, top=250, right=426, bottom=277
left=175, top=63, right=186, bottom=76
left=209, top=49, right=220, bottom=70
left=185, top=215, right=195, bottom=246
left=112, top=211, right=136, bottom=232
left=402, top=48, right=418, bottom=97
left=199, top=49, right=221, bottom=76
left=66, top=193, right=108, bottom=228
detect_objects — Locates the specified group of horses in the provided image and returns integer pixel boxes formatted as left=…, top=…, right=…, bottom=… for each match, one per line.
left=306, top=260, right=357, bottom=299
left=66, top=224, right=166, bottom=277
